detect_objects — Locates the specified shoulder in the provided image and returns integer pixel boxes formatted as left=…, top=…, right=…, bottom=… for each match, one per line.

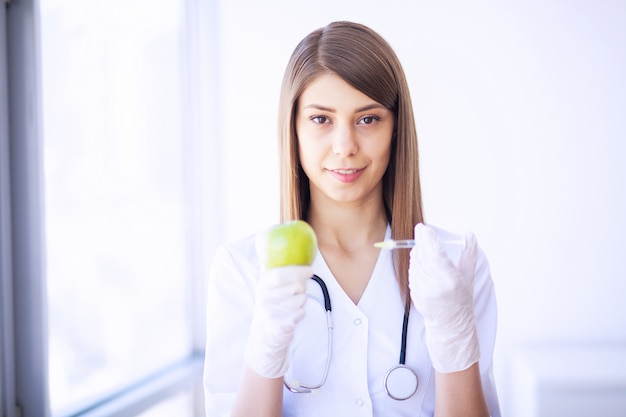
left=212, top=235, right=259, bottom=269
left=208, top=232, right=262, bottom=290
left=217, top=233, right=260, bottom=267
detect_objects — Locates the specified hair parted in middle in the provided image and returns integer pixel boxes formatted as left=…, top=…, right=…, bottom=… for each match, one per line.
left=277, top=21, right=424, bottom=300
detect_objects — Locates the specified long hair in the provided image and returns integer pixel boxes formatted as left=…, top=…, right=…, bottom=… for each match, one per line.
left=277, top=21, right=424, bottom=301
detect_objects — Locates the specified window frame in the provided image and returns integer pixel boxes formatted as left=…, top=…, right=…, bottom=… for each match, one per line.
left=0, top=0, right=221, bottom=416
left=1, top=2, right=15, bottom=414
left=1, top=0, right=49, bottom=416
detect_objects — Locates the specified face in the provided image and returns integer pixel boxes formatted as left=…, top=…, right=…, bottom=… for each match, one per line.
left=296, top=73, right=394, bottom=208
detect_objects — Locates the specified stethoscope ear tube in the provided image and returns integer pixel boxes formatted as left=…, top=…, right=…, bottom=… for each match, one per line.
left=310, top=275, right=332, bottom=311
left=399, top=298, right=410, bottom=365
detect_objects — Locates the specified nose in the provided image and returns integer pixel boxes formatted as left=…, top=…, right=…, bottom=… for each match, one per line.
left=332, top=124, right=358, bottom=156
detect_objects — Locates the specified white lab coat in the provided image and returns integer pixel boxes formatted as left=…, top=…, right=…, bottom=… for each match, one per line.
left=203, top=225, right=501, bottom=417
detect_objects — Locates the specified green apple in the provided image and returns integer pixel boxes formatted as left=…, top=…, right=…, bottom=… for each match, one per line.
left=261, top=220, right=318, bottom=269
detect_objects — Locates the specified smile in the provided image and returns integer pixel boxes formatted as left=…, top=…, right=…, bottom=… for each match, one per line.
left=332, top=168, right=360, bottom=175
left=328, top=167, right=365, bottom=183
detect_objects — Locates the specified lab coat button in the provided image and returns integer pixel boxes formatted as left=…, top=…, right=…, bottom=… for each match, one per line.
left=355, top=398, right=364, bottom=407
left=354, top=318, right=362, bottom=326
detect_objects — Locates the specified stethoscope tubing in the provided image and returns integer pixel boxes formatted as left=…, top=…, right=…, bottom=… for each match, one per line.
left=285, top=275, right=333, bottom=393
left=284, top=274, right=418, bottom=400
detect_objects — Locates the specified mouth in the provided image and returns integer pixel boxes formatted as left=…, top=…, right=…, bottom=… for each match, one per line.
left=327, top=167, right=365, bottom=183
left=331, top=168, right=361, bottom=175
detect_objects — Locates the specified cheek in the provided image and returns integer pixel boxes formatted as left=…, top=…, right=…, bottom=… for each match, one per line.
left=298, top=141, right=322, bottom=177
left=381, top=147, right=391, bottom=168
left=370, top=137, right=393, bottom=166
left=297, top=136, right=315, bottom=174
left=297, top=129, right=327, bottom=168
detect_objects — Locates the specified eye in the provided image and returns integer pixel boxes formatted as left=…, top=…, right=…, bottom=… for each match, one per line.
left=358, top=115, right=381, bottom=125
left=310, top=115, right=331, bottom=125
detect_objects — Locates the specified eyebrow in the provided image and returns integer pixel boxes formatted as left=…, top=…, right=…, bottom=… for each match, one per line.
left=302, top=103, right=387, bottom=113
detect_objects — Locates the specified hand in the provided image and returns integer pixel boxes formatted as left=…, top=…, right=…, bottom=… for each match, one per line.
left=244, top=265, right=312, bottom=378
left=408, top=223, right=480, bottom=373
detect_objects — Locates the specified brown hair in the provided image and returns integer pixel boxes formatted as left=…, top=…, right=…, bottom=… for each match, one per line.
left=278, top=21, right=424, bottom=300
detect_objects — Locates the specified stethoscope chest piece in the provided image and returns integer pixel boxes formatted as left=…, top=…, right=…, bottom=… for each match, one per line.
left=383, top=364, right=418, bottom=401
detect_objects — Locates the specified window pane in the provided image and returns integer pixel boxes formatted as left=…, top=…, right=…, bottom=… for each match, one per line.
left=40, top=0, right=191, bottom=414
left=137, top=391, right=193, bottom=417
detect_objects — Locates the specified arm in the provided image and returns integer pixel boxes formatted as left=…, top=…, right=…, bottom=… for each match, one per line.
left=230, top=368, right=284, bottom=417
left=204, top=244, right=255, bottom=416
left=203, top=238, right=311, bottom=417
left=434, top=363, right=489, bottom=417
left=234, top=264, right=310, bottom=415
left=409, top=224, right=491, bottom=417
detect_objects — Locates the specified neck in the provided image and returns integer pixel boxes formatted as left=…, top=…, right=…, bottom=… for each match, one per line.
left=307, top=196, right=388, bottom=253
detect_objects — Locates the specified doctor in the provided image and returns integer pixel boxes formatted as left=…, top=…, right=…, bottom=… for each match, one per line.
left=203, top=21, right=500, bottom=417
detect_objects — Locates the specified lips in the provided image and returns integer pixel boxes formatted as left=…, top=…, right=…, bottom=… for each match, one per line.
left=328, top=167, right=365, bottom=183
left=333, top=169, right=360, bottom=175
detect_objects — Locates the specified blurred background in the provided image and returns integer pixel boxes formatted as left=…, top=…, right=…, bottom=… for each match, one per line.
left=2, top=0, right=625, bottom=416
left=213, top=1, right=626, bottom=414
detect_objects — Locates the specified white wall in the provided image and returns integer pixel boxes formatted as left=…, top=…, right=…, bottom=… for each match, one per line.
left=213, top=1, right=626, bottom=415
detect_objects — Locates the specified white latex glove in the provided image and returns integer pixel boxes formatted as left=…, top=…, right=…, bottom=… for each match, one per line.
left=244, top=265, right=312, bottom=378
left=409, top=223, right=480, bottom=373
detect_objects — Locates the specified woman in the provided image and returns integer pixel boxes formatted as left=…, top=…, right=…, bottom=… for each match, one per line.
left=204, top=21, right=500, bottom=416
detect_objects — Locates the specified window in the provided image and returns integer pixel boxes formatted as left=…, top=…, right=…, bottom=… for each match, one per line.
left=1, top=0, right=217, bottom=415
left=137, top=392, right=193, bottom=417
left=40, top=1, right=192, bottom=412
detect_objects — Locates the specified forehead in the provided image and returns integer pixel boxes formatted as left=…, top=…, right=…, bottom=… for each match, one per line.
left=299, top=73, right=380, bottom=110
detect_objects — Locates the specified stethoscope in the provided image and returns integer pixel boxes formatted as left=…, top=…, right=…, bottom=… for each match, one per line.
left=284, top=274, right=419, bottom=401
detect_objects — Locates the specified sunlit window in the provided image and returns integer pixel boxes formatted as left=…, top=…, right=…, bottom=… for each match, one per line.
left=40, top=0, right=192, bottom=414
left=137, top=392, right=193, bottom=417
